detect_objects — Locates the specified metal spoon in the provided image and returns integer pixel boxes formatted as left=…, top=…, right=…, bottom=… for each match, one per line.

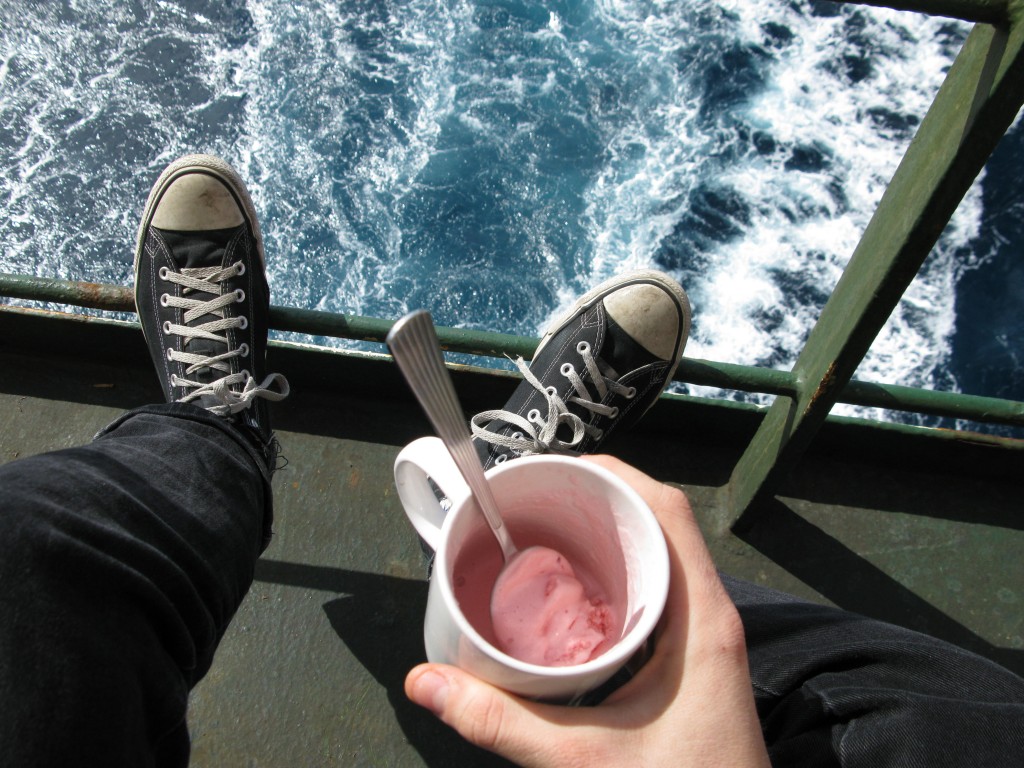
left=386, top=310, right=518, bottom=562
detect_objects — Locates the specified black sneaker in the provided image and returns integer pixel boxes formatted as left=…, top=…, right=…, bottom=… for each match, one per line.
left=472, top=270, right=690, bottom=469
left=133, top=154, right=289, bottom=466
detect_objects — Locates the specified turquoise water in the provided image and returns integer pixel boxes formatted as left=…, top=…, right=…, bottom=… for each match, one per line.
left=0, top=1, right=1020, bottom=434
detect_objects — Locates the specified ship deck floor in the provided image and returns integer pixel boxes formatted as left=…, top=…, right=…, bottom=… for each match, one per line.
left=2, top=307, right=1021, bottom=767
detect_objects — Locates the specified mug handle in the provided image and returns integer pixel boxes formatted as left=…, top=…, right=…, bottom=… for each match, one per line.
left=394, top=436, right=472, bottom=551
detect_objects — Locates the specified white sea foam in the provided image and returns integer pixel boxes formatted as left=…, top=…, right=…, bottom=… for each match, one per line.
left=233, top=0, right=473, bottom=327
left=0, top=1, right=262, bottom=282
left=0, top=0, right=1000, bottom=423
left=725, top=1, right=980, bottom=420
left=552, top=0, right=980, bottom=421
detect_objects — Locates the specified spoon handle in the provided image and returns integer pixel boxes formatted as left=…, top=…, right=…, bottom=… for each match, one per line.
left=386, top=310, right=517, bottom=561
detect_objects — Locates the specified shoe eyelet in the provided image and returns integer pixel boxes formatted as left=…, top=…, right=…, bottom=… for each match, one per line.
left=527, top=409, right=541, bottom=422
left=234, top=288, right=245, bottom=303
left=169, top=374, right=179, bottom=386
left=238, top=316, right=249, bottom=330
left=235, top=262, right=246, bottom=277
left=576, top=341, right=590, bottom=354
left=594, top=429, right=604, bottom=440
left=545, top=386, right=557, bottom=397
left=560, top=363, right=574, bottom=376
left=240, top=369, right=251, bottom=381
left=238, top=343, right=250, bottom=357
left=625, top=386, right=637, bottom=399
left=159, top=293, right=170, bottom=307
left=511, top=432, right=523, bottom=441
left=494, top=453, right=508, bottom=464
left=158, top=267, right=170, bottom=281
left=165, top=348, right=174, bottom=361
left=163, top=320, right=172, bottom=334
left=609, top=407, right=619, bottom=418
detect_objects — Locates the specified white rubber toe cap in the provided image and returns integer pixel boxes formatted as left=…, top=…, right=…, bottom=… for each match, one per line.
left=151, top=172, right=245, bottom=231
left=603, top=283, right=686, bottom=362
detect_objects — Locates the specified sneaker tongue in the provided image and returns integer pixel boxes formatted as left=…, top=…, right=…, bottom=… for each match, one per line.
left=158, top=226, right=244, bottom=388
left=158, top=226, right=240, bottom=269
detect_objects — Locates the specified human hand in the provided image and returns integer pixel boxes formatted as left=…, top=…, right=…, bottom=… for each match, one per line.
left=405, top=454, right=770, bottom=767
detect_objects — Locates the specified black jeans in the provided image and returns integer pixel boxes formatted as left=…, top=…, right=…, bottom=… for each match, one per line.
left=1, top=406, right=1022, bottom=766
left=0, top=404, right=270, bottom=767
left=724, top=576, right=1024, bottom=766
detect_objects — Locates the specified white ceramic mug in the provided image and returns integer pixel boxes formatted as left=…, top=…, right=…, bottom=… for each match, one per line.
left=394, top=436, right=669, bottom=701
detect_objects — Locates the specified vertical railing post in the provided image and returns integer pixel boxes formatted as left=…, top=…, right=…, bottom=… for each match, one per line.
left=724, top=17, right=1024, bottom=529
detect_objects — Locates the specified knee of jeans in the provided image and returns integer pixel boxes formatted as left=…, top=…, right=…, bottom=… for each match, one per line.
left=0, top=483, right=74, bottom=581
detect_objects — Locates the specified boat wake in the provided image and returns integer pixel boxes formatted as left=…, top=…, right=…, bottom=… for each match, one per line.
left=0, top=0, right=1019, bottom=433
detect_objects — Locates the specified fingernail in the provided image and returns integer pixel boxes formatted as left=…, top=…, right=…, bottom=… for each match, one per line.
left=414, top=669, right=450, bottom=715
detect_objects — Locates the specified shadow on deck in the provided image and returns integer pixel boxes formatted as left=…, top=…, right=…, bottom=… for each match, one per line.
left=2, top=306, right=1021, bottom=766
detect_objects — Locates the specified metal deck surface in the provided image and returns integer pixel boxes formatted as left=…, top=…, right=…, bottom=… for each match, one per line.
left=1, top=307, right=1021, bottom=767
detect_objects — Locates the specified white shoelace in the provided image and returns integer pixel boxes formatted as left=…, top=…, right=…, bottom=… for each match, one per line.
left=471, top=341, right=637, bottom=459
left=160, top=261, right=289, bottom=416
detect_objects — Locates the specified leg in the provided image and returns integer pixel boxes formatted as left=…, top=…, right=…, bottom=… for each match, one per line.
left=0, top=404, right=265, bottom=767
left=0, top=154, right=288, bottom=767
left=725, top=575, right=1024, bottom=767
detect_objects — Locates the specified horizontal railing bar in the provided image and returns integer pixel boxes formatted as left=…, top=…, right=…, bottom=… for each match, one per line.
left=0, top=273, right=542, bottom=358
left=676, top=358, right=796, bottom=396
left=810, top=408, right=1024, bottom=449
left=671, top=360, right=1024, bottom=430
left=830, top=0, right=1008, bottom=24
left=274, top=304, right=541, bottom=360
left=839, top=378, right=1024, bottom=425
left=0, top=274, right=134, bottom=312
left=1, top=272, right=1021, bottom=428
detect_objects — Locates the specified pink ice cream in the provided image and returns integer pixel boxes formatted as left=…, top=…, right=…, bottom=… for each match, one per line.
left=489, top=546, right=616, bottom=666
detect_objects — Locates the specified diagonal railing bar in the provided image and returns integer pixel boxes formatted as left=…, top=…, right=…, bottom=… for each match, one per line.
left=725, top=17, right=1024, bottom=527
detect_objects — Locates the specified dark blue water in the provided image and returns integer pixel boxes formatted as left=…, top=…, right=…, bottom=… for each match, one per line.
left=1, top=0, right=1020, bottom=436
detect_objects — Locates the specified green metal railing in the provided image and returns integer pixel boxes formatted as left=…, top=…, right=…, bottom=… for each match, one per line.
left=726, top=0, right=1024, bottom=523
left=2, top=269, right=1022, bottom=429
left=1, top=0, right=1022, bottom=528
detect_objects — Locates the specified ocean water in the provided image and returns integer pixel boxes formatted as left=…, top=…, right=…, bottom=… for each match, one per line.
left=1, top=0, right=1021, bottom=435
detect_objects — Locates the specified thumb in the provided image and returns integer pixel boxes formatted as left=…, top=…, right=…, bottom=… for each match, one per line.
left=405, top=663, right=569, bottom=766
